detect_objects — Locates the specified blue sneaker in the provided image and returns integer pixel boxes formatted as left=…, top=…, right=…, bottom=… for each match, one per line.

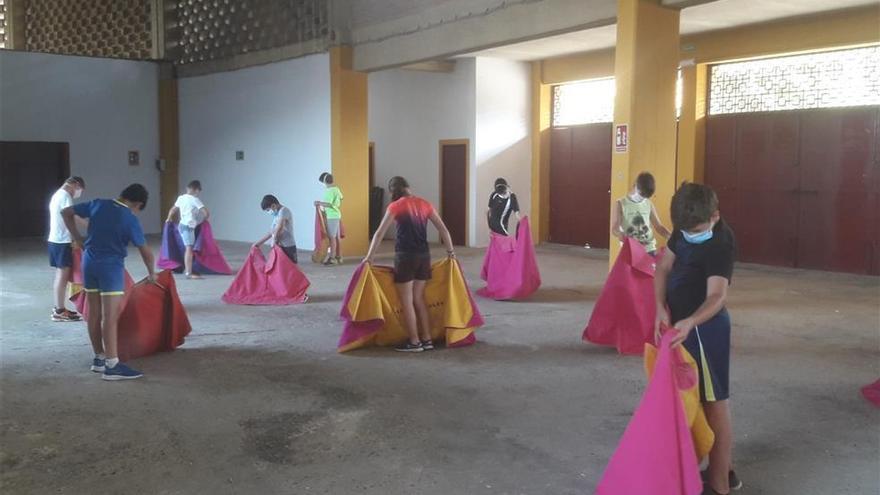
left=102, top=362, right=143, bottom=381
left=90, top=357, right=106, bottom=373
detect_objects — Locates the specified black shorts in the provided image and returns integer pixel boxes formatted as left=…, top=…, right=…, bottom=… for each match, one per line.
left=48, top=242, right=73, bottom=268
left=393, top=253, right=431, bottom=283
left=280, top=245, right=298, bottom=264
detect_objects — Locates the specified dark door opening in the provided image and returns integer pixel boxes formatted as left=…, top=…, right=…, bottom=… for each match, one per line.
left=0, top=141, right=71, bottom=238
left=440, top=140, right=468, bottom=246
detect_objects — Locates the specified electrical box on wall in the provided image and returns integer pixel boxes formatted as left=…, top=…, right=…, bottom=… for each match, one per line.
left=235, top=150, right=244, bottom=161
left=128, top=150, right=140, bottom=166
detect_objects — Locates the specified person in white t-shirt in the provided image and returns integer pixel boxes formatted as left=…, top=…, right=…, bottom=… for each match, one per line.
left=166, top=180, right=209, bottom=279
left=48, top=176, right=86, bottom=322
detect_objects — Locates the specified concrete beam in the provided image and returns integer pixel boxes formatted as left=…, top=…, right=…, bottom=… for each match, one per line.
left=661, top=0, right=720, bottom=9
left=351, top=0, right=616, bottom=72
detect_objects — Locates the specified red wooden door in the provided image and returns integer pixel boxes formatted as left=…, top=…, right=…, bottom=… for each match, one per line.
left=549, top=123, right=612, bottom=247
left=440, top=142, right=468, bottom=246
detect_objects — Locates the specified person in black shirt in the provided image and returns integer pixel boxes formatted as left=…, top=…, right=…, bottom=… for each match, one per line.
left=655, top=182, right=740, bottom=495
left=487, top=178, right=520, bottom=236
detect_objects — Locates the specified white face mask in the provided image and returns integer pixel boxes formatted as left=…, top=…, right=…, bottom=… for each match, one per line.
left=629, top=191, right=644, bottom=203
left=73, top=188, right=83, bottom=199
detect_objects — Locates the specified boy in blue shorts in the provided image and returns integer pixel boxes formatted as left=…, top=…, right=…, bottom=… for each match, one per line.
left=62, top=184, right=156, bottom=381
left=654, top=183, right=740, bottom=494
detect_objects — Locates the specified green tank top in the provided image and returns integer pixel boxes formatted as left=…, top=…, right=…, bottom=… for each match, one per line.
left=619, top=196, right=656, bottom=253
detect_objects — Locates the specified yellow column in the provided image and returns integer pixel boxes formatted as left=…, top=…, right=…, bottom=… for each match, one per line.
left=530, top=61, right=552, bottom=244
left=676, top=63, right=708, bottom=185
left=330, top=46, right=370, bottom=255
left=158, top=76, right=180, bottom=231
left=610, top=0, right=680, bottom=265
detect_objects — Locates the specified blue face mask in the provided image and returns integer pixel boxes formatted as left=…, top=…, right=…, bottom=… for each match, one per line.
left=682, top=224, right=714, bottom=244
left=266, top=209, right=278, bottom=217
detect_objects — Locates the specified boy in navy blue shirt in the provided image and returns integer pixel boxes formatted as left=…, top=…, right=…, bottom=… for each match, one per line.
left=654, top=183, right=740, bottom=495
left=62, top=184, right=156, bottom=381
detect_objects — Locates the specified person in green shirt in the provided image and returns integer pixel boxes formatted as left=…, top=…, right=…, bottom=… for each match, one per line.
left=315, top=172, right=344, bottom=265
left=609, top=171, right=671, bottom=255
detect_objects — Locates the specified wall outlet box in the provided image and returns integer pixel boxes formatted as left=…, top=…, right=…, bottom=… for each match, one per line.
left=128, top=150, right=140, bottom=166
left=235, top=150, right=244, bottom=161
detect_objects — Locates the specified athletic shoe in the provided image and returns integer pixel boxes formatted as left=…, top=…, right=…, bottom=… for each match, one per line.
left=52, top=308, right=82, bottom=322
left=335, top=256, right=343, bottom=265
left=185, top=273, right=203, bottom=280
left=90, top=357, right=106, bottom=373
left=394, top=342, right=424, bottom=353
left=701, top=470, right=742, bottom=492
left=102, top=362, right=144, bottom=381
left=421, top=340, right=435, bottom=350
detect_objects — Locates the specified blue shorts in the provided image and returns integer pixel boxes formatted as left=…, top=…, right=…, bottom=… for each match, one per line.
left=82, top=252, right=126, bottom=296
left=683, top=309, right=731, bottom=403
left=48, top=242, right=73, bottom=268
left=178, top=224, right=196, bottom=246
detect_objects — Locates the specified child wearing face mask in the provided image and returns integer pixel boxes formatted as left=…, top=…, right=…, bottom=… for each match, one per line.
left=48, top=176, right=86, bottom=322
left=610, top=172, right=671, bottom=255
left=254, top=195, right=297, bottom=263
left=654, top=182, right=740, bottom=495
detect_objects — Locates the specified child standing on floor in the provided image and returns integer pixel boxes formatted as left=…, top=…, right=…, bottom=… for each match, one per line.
left=47, top=176, right=86, bottom=322
left=654, top=182, right=741, bottom=495
left=610, top=172, right=671, bottom=255
left=167, top=180, right=210, bottom=279
left=364, top=176, right=457, bottom=353
left=254, top=195, right=298, bottom=263
left=315, top=172, right=343, bottom=265
left=61, top=183, right=156, bottom=381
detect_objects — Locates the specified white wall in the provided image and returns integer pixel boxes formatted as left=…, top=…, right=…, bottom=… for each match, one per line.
left=368, top=59, right=476, bottom=243
left=473, top=57, right=532, bottom=246
left=0, top=51, right=162, bottom=232
left=178, top=53, right=331, bottom=249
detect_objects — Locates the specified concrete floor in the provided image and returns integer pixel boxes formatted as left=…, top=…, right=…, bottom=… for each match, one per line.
left=1, top=237, right=878, bottom=495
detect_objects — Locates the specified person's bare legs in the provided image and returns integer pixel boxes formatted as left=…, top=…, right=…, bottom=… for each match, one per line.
left=53, top=267, right=72, bottom=310
left=184, top=245, right=199, bottom=277
left=100, top=294, right=123, bottom=360
left=705, top=399, right=733, bottom=494
left=330, top=236, right=339, bottom=259
left=412, top=280, right=432, bottom=342
left=394, top=281, right=420, bottom=345
left=86, top=292, right=105, bottom=355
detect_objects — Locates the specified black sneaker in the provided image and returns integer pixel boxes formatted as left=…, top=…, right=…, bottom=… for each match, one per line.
left=421, top=340, right=435, bottom=350
left=701, top=470, right=742, bottom=492
left=51, top=308, right=82, bottom=322
left=394, top=342, right=424, bottom=353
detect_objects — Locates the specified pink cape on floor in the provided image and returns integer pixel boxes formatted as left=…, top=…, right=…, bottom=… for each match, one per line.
left=116, top=270, right=192, bottom=361
left=477, top=216, right=542, bottom=300
left=583, top=237, right=663, bottom=355
left=158, top=220, right=233, bottom=275
left=68, top=248, right=135, bottom=320
left=221, top=245, right=310, bottom=305
left=595, top=331, right=703, bottom=495
left=861, top=379, right=880, bottom=407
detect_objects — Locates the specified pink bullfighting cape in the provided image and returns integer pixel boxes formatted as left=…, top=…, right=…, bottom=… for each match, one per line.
left=222, top=245, right=310, bottom=305
left=116, top=270, right=192, bottom=361
left=595, top=331, right=703, bottom=495
left=338, top=258, right=482, bottom=352
left=477, top=216, right=542, bottom=300
left=158, top=220, right=232, bottom=275
left=584, top=237, right=663, bottom=355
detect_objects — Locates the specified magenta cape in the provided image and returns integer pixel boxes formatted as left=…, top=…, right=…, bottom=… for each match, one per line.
left=158, top=220, right=232, bottom=275
left=116, top=270, right=192, bottom=361
left=477, top=216, right=542, bottom=300
left=595, top=331, right=702, bottom=495
left=584, top=237, right=663, bottom=355
left=861, top=379, right=880, bottom=408
left=221, top=246, right=310, bottom=305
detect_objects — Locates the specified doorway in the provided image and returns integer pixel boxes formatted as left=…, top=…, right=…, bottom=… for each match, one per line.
left=439, top=140, right=469, bottom=246
left=0, top=141, right=71, bottom=238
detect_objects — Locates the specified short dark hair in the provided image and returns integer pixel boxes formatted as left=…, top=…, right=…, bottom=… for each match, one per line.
left=187, top=180, right=202, bottom=191
left=260, top=194, right=280, bottom=210
left=671, top=182, right=719, bottom=231
left=120, top=183, right=149, bottom=210
left=494, top=177, right=508, bottom=187
left=636, top=172, right=655, bottom=198
left=388, top=176, right=410, bottom=201
left=318, top=172, right=328, bottom=183
left=65, top=176, right=85, bottom=188
left=323, top=173, right=334, bottom=185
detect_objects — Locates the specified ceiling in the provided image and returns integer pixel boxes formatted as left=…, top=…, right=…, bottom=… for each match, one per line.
left=468, top=0, right=879, bottom=60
